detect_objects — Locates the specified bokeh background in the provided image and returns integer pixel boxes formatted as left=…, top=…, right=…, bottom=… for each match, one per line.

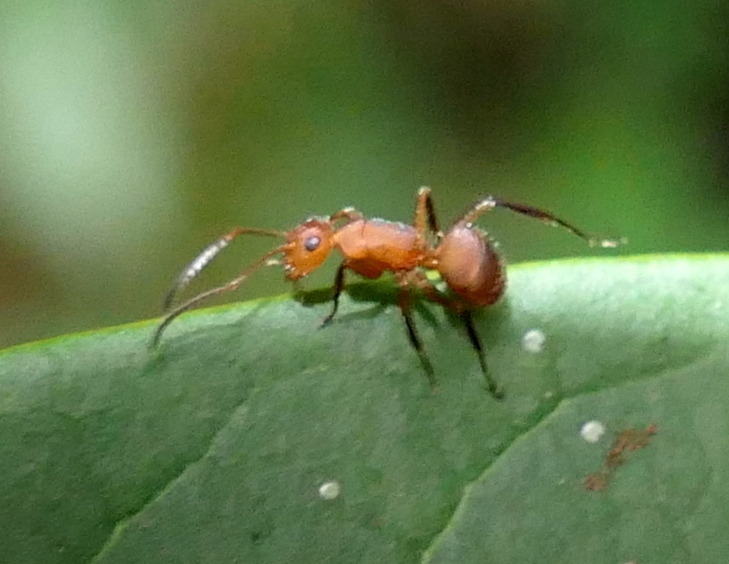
left=1, top=0, right=728, bottom=349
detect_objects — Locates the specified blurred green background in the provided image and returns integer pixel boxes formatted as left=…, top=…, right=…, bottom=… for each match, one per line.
left=1, top=0, right=727, bottom=349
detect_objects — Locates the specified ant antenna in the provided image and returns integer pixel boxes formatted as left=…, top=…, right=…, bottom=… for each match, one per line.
left=461, top=197, right=625, bottom=248
left=163, top=227, right=286, bottom=312
left=152, top=244, right=287, bottom=348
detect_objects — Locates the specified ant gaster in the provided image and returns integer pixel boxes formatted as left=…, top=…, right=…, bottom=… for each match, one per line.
left=153, top=187, right=621, bottom=398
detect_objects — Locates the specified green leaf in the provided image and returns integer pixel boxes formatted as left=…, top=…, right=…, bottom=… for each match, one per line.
left=1, top=255, right=727, bottom=564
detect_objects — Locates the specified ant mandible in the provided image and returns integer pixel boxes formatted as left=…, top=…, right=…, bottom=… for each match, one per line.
left=152, top=187, right=621, bottom=398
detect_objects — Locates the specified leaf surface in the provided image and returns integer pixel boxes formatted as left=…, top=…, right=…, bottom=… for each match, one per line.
left=0, top=255, right=727, bottom=564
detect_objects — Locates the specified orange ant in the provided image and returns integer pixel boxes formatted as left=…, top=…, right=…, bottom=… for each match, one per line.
left=152, top=187, right=621, bottom=397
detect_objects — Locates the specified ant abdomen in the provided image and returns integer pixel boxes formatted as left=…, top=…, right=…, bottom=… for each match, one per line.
left=434, top=223, right=505, bottom=307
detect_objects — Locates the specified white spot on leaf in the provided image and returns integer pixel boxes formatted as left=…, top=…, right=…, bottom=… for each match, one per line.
left=318, top=481, right=341, bottom=500
left=580, top=420, right=606, bottom=443
left=522, top=329, right=546, bottom=353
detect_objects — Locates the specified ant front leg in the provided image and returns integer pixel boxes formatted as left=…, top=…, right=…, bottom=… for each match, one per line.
left=320, top=262, right=347, bottom=327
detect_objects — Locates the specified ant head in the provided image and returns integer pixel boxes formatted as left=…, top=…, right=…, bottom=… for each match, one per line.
left=283, top=218, right=335, bottom=280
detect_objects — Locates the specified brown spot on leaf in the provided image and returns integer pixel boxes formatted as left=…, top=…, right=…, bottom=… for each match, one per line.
left=584, top=424, right=658, bottom=491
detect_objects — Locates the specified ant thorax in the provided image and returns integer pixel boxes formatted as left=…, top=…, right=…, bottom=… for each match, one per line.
left=333, top=219, right=423, bottom=278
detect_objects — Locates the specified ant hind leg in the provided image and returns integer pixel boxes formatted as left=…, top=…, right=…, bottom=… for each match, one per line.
left=458, top=197, right=623, bottom=248
left=404, top=270, right=502, bottom=399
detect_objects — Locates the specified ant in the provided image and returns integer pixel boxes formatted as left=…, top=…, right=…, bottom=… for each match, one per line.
left=152, top=187, right=621, bottom=398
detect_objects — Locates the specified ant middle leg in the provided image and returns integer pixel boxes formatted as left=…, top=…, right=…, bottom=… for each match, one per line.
left=414, top=187, right=443, bottom=240
left=395, top=279, right=437, bottom=390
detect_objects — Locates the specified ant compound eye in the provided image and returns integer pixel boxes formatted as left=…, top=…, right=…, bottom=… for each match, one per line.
left=304, top=236, right=321, bottom=252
